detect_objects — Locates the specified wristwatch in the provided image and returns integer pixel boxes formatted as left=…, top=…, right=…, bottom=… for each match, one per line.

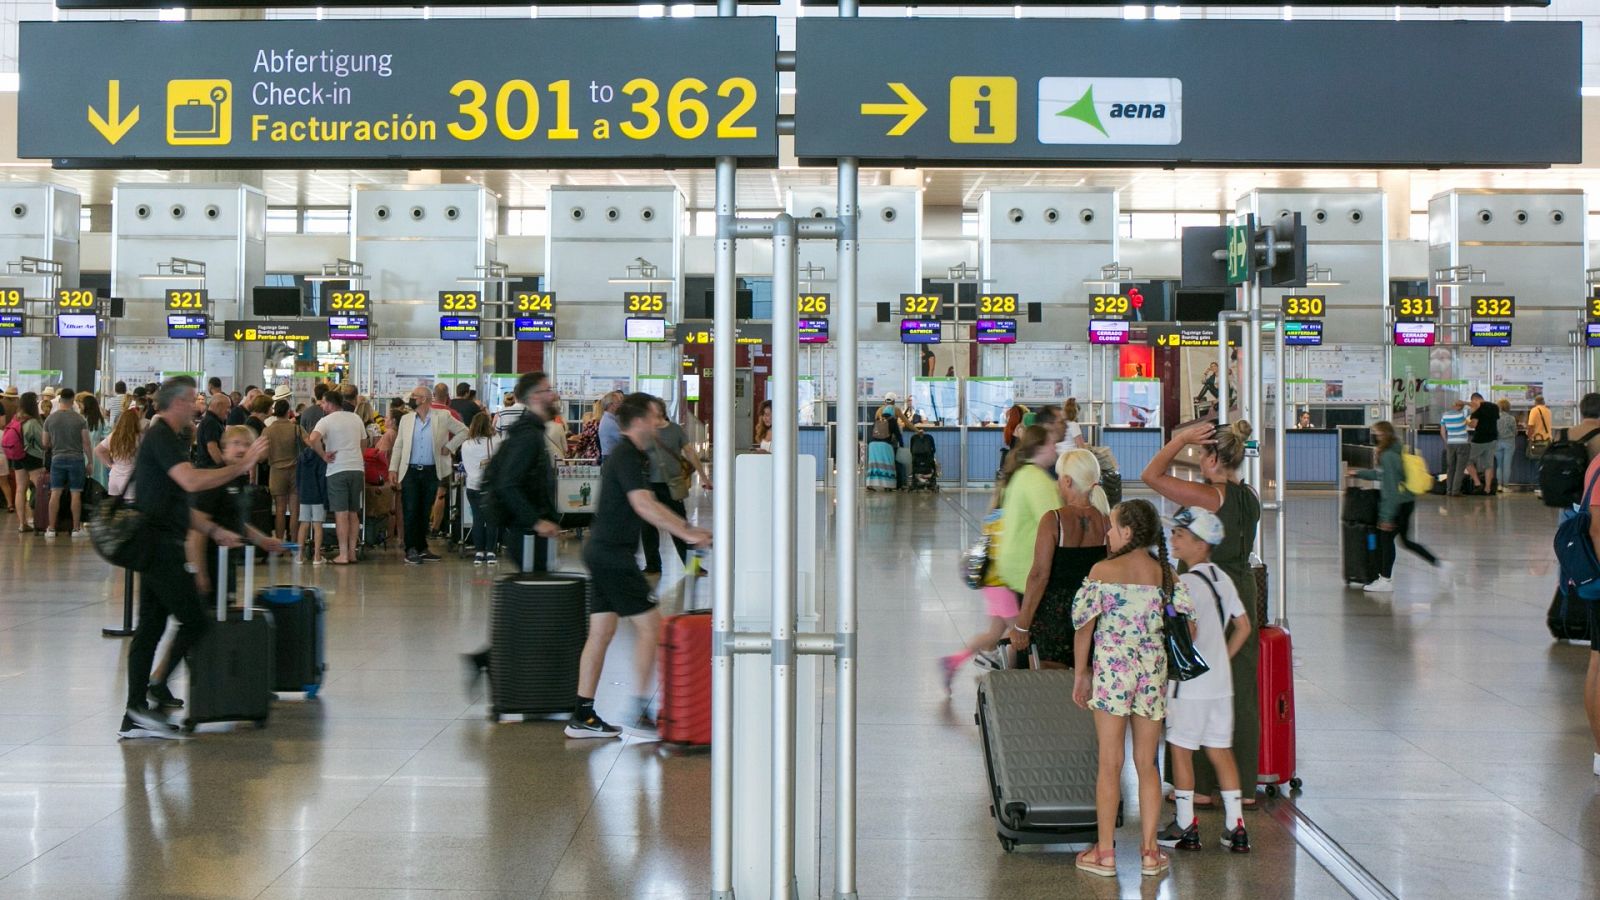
left=183, top=562, right=198, bottom=574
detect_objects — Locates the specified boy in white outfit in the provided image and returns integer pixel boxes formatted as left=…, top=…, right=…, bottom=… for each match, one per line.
left=1158, top=506, right=1254, bottom=853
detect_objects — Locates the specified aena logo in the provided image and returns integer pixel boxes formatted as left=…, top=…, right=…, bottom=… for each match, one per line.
left=1037, top=77, right=1183, bottom=146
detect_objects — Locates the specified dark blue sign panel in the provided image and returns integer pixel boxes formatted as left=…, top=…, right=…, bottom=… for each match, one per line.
left=1469, top=321, right=1512, bottom=347
left=329, top=314, right=369, bottom=341
left=0, top=313, right=22, bottom=337
left=1587, top=323, right=1600, bottom=349
left=166, top=314, right=209, bottom=339
left=798, top=318, right=829, bottom=344
left=514, top=316, right=556, bottom=342
left=1283, top=320, right=1323, bottom=347
left=975, top=318, right=1017, bottom=344
left=439, top=316, right=479, bottom=341
left=900, top=318, right=941, bottom=344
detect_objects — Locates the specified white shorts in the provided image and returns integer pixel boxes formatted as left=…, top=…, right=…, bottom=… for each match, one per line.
left=1164, top=695, right=1234, bottom=751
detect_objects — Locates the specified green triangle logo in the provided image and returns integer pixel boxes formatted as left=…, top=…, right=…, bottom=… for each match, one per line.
left=1056, top=85, right=1108, bottom=137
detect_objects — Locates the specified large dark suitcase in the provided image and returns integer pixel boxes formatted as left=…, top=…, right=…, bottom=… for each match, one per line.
left=256, top=552, right=327, bottom=698
left=1257, top=624, right=1302, bottom=796
left=184, top=546, right=275, bottom=732
left=1343, top=487, right=1380, bottom=528
left=975, top=664, right=1104, bottom=852
left=1548, top=586, right=1595, bottom=643
left=1342, top=524, right=1380, bottom=588
left=488, top=536, right=588, bottom=722
left=658, top=552, right=712, bottom=746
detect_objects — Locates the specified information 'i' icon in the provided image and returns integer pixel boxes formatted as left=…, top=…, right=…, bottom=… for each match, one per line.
left=948, top=77, right=1016, bottom=145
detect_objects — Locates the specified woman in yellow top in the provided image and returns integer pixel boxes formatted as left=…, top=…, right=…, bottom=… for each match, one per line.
left=995, top=426, right=1063, bottom=600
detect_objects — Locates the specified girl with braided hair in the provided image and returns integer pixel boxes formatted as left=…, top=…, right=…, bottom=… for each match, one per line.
left=1070, top=498, right=1196, bottom=879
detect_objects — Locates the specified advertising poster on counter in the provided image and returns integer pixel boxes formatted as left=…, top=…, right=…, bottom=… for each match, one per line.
left=1111, top=379, right=1161, bottom=428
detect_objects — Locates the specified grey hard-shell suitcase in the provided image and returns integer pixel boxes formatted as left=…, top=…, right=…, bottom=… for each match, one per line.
left=975, top=665, right=1106, bottom=852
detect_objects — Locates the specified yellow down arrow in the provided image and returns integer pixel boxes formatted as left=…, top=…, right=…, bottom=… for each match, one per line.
left=88, top=81, right=139, bottom=146
left=860, top=82, right=926, bottom=137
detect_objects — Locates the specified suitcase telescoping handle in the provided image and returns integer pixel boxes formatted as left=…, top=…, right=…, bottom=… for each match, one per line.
left=214, top=542, right=260, bottom=623
left=685, top=549, right=709, bottom=612
left=522, top=532, right=534, bottom=575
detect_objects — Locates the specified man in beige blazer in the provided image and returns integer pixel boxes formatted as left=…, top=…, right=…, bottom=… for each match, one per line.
left=389, top=385, right=469, bottom=564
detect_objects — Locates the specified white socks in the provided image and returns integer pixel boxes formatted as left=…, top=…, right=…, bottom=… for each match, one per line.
left=1221, top=790, right=1244, bottom=829
left=1174, top=790, right=1195, bottom=828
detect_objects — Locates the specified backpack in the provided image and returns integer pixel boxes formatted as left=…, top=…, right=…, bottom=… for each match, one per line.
left=1538, top=426, right=1600, bottom=509
left=871, top=418, right=892, bottom=441
left=1087, top=445, right=1122, bottom=507
left=1401, top=451, right=1433, bottom=496
left=1, top=417, right=23, bottom=462
left=362, top=447, right=389, bottom=486
left=1555, top=472, right=1600, bottom=601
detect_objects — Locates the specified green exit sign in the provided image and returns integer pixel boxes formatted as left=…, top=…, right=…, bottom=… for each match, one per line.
left=1226, top=224, right=1251, bottom=285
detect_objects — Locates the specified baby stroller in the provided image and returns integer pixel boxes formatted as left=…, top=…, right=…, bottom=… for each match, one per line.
left=908, top=430, right=940, bottom=492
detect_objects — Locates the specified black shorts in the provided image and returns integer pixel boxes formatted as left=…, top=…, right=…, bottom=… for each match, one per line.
left=15, top=454, right=43, bottom=472
left=586, top=562, right=656, bottom=618
left=1591, top=598, right=1600, bottom=653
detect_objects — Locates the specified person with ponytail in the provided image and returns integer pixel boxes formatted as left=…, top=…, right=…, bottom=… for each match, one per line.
left=993, top=426, right=1066, bottom=600
left=1009, top=449, right=1109, bottom=669
left=1142, top=419, right=1263, bottom=809
left=1069, top=498, right=1195, bottom=879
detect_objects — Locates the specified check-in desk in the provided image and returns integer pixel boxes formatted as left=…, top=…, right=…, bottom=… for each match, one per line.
left=1099, top=427, right=1163, bottom=483
left=1284, top=428, right=1341, bottom=487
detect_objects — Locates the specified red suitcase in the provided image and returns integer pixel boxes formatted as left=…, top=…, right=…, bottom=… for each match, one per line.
left=657, top=553, right=712, bottom=746
left=1256, top=624, right=1301, bottom=795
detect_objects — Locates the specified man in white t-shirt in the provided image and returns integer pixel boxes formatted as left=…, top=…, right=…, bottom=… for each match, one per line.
left=1158, top=506, right=1254, bottom=855
left=306, top=393, right=368, bottom=564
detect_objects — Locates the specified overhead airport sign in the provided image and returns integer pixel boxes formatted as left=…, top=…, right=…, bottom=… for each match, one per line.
left=18, top=19, right=778, bottom=166
left=225, top=319, right=330, bottom=342
left=794, top=19, right=1579, bottom=166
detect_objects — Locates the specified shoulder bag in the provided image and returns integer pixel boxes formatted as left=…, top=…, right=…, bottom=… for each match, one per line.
left=1162, top=569, right=1210, bottom=682
left=88, top=493, right=149, bottom=572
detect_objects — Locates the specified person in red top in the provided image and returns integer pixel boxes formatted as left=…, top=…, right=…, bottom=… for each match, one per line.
left=431, top=383, right=462, bottom=421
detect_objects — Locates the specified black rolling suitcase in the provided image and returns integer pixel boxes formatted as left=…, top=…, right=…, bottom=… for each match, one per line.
left=1342, top=486, right=1381, bottom=588
left=184, top=546, right=275, bottom=732
left=976, top=658, right=1105, bottom=852
left=489, top=535, right=589, bottom=722
left=256, top=550, right=327, bottom=698
left=1548, top=586, right=1595, bottom=643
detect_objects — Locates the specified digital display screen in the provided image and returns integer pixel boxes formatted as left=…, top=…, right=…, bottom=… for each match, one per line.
left=439, top=316, right=480, bottom=341
left=798, top=318, right=829, bottom=344
left=899, top=318, right=941, bottom=344
left=625, top=316, right=667, bottom=343
left=329, top=315, right=370, bottom=341
left=1587, top=322, right=1600, bottom=348
left=1283, top=320, right=1323, bottom=346
left=1393, top=322, right=1436, bottom=347
left=1469, top=321, right=1512, bottom=347
left=1088, top=319, right=1130, bottom=345
left=514, top=316, right=556, bottom=342
left=975, top=318, right=1017, bottom=344
left=166, top=314, right=209, bottom=339
left=0, top=313, right=22, bottom=338
left=55, top=313, right=97, bottom=339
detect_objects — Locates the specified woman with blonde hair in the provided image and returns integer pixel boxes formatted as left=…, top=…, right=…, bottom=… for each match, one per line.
left=94, top=406, right=144, bottom=499
left=1011, top=449, right=1110, bottom=669
left=1142, top=419, right=1262, bottom=809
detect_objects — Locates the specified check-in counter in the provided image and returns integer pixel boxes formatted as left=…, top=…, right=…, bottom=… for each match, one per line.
left=1100, top=427, right=1164, bottom=483
left=1284, top=428, right=1341, bottom=486
left=1363, top=425, right=1539, bottom=488
left=798, top=425, right=828, bottom=483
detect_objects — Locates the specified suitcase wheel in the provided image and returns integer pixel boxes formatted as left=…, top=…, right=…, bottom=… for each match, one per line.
left=304, top=684, right=320, bottom=699
left=1290, top=777, right=1303, bottom=790
left=1264, top=784, right=1277, bottom=797
left=998, top=836, right=1017, bottom=853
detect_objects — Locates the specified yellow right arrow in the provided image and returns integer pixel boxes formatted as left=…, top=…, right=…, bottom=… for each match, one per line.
left=860, top=82, right=926, bottom=137
left=87, top=80, right=139, bottom=146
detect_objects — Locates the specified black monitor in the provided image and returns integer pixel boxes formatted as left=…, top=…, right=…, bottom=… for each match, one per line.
left=252, top=285, right=303, bottom=317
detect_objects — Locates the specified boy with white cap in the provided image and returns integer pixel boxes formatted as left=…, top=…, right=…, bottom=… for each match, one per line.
left=1158, top=506, right=1254, bottom=853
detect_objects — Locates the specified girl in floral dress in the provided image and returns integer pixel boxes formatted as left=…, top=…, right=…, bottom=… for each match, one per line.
left=1069, top=499, right=1196, bottom=879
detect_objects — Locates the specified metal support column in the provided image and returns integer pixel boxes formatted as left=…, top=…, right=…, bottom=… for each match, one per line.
left=1218, top=307, right=1289, bottom=620
left=770, top=214, right=799, bottom=899
left=833, top=156, right=860, bottom=900
left=709, top=156, right=738, bottom=900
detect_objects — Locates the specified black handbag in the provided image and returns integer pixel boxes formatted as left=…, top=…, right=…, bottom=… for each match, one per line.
left=87, top=494, right=149, bottom=572
left=1162, top=582, right=1210, bottom=682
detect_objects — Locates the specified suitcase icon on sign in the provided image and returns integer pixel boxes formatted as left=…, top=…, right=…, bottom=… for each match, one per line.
left=166, top=80, right=232, bottom=146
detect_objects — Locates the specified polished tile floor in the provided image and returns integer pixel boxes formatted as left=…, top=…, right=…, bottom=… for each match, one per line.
left=0, top=488, right=1594, bottom=898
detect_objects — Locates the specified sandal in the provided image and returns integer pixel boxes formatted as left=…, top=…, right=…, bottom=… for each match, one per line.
left=1140, top=847, right=1170, bottom=877
left=1074, top=844, right=1116, bottom=878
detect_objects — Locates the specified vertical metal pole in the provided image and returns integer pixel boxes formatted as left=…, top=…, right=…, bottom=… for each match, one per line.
left=1216, top=313, right=1230, bottom=429
left=710, top=151, right=737, bottom=899
left=1272, top=312, right=1288, bottom=627
left=769, top=214, right=799, bottom=899
left=834, top=155, right=860, bottom=900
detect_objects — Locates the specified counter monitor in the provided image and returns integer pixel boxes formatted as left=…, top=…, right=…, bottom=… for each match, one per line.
left=975, top=318, right=1017, bottom=344
left=439, top=316, right=480, bottom=341
left=900, top=317, right=941, bottom=344
left=166, top=314, right=209, bottom=339
left=55, top=313, right=97, bottom=339
left=1393, top=321, right=1436, bottom=347
left=1586, top=322, right=1600, bottom=348
left=1088, top=319, right=1130, bottom=345
left=0, top=312, right=22, bottom=338
left=1468, top=321, right=1513, bottom=347
left=514, top=316, right=556, bottom=342
left=625, top=316, right=667, bottom=343
left=1283, top=320, right=1323, bottom=346
left=329, top=315, right=370, bottom=341
left=798, top=318, right=830, bottom=344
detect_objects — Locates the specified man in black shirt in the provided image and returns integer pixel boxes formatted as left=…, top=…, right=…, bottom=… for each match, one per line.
left=449, top=382, right=481, bottom=425
left=567, top=393, right=710, bottom=740
left=120, top=376, right=267, bottom=740
left=1466, top=392, right=1500, bottom=494
left=195, top=393, right=229, bottom=468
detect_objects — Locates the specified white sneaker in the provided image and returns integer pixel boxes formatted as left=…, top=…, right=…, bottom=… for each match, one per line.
left=71, top=528, right=87, bottom=539
left=42, top=529, right=56, bottom=539
left=473, top=552, right=486, bottom=565
left=1363, top=577, right=1394, bottom=594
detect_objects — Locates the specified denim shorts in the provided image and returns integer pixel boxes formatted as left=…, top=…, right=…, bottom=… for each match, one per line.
left=49, top=456, right=86, bottom=491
